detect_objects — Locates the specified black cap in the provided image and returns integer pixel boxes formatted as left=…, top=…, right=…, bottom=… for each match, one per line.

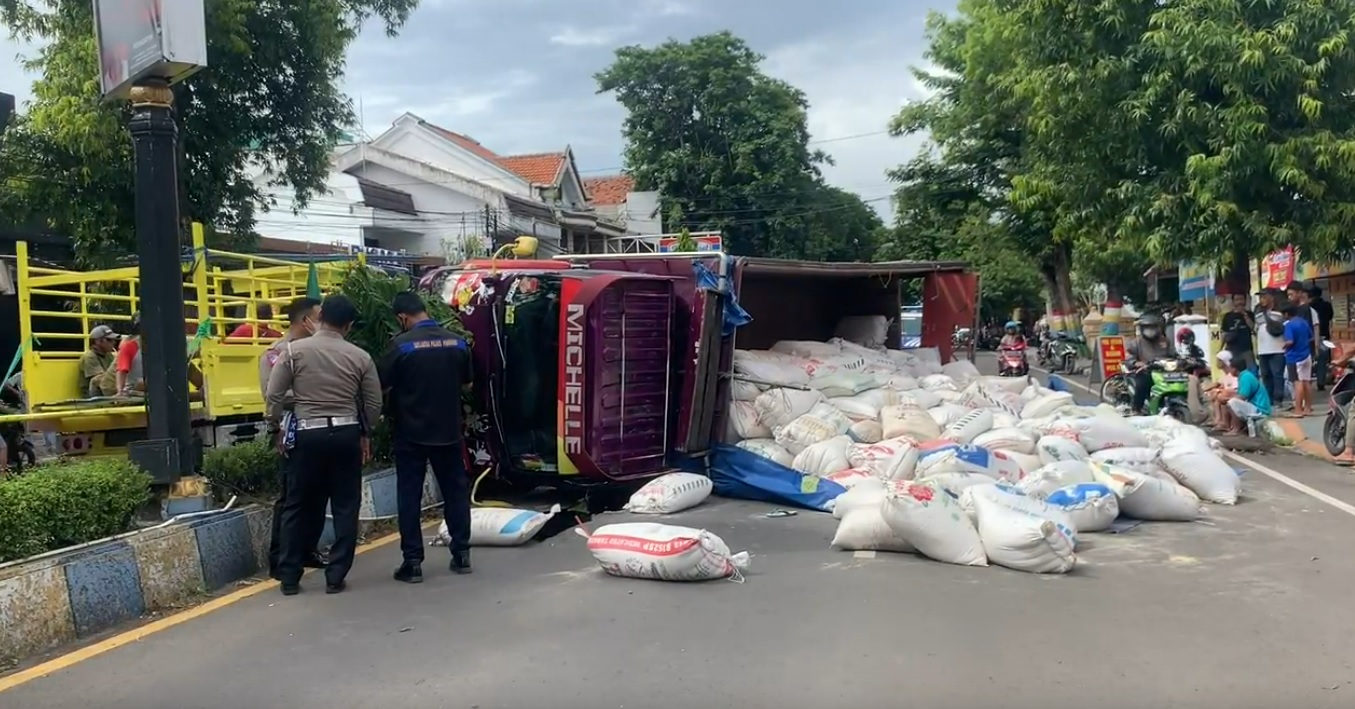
left=1281, top=303, right=1298, bottom=316
left=1308, top=285, right=1323, bottom=297
left=1285, top=280, right=1306, bottom=293
left=1255, top=287, right=1279, bottom=296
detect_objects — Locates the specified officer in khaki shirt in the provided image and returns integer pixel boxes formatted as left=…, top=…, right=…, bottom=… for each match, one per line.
left=258, top=296, right=325, bottom=578
left=265, top=295, right=383, bottom=595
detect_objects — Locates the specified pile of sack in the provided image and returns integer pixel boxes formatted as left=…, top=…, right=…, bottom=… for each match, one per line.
left=727, top=335, right=1242, bottom=574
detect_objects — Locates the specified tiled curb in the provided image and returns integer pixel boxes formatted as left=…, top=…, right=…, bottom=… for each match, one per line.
left=0, top=466, right=443, bottom=667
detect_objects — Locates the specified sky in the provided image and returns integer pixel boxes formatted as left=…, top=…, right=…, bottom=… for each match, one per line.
left=0, top=0, right=953, bottom=221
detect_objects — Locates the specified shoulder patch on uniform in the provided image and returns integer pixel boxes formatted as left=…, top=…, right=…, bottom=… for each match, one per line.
left=265, top=350, right=281, bottom=367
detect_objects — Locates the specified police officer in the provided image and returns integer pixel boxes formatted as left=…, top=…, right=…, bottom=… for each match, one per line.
left=260, top=296, right=327, bottom=579
left=265, top=295, right=383, bottom=595
left=380, top=291, right=474, bottom=582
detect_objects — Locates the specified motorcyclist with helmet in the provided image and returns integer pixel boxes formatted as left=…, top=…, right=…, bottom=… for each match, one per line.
left=999, top=320, right=1026, bottom=349
left=1127, top=313, right=1173, bottom=414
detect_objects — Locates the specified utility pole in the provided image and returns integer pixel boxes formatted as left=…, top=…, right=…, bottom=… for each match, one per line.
left=127, top=80, right=196, bottom=482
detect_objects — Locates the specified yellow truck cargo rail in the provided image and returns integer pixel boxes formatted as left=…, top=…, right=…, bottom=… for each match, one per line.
left=3, top=223, right=358, bottom=441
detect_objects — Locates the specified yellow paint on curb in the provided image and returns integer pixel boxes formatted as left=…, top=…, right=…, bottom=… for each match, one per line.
left=0, top=523, right=425, bottom=694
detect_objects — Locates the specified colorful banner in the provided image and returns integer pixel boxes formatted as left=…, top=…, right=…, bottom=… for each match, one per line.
left=657, top=235, right=722, bottom=252
left=1099, top=336, right=1127, bottom=381
left=1178, top=261, right=1214, bottom=301
left=1261, top=247, right=1295, bottom=289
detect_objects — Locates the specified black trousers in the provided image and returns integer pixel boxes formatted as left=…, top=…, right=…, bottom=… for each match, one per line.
left=278, top=425, right=362, bottom=585
left=1316, top=343, right=1331, bottom=389
left=268, top=451, right=324, bottom=573
left=395, top=439, right=472, bottom=562
left=1259, top=353, right=1287, bottom=404
left=1131, top=369, right=1153, bottom=412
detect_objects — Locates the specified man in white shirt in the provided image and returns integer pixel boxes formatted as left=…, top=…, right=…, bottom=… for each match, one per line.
left=1254, top=288, right=1288, bottom=407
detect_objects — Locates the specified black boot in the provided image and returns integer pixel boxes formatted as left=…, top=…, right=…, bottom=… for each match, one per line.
left=451, top=551, right=472, bottom=575
left=393, top=562, right=423, bottom=584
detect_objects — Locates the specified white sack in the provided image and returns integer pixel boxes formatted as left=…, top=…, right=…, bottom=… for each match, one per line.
left=942, top=409, right=995, bottom=444
left=847, top=420, right=883, bottom=444
left=730, top=379, right=763, bottom=402
left=1091, top=463, right=1202, bottom=521
left=1089, top=447, right=1163, bottom=476
left=981, top=375, right=1031, bottom=395
left=1065, top=418, right=1151, bottom=452
left=1036, top=435, right=1090, bottom=465
left=991, top=411, right=1022, bottom=429
left=878, top=374, right=919, bottom=391
left=810, top=372, right=878, bottom=398
left=927, top=403, right=970, bottom=428
left=831, top=506, right=915, bottom=552
left=959, top=484, right=1080, bottom=544
left=942, top=359, right=982, bottom=384
left=833, top=316, right=891, bottom=349
left=919, top=374, right=959, bottom=391
left=917, top=471, right=1000, bottom=497
left=624, top=473, right=713, bottom=514
left=791, top=435, right=853, bottom=477
left=999, top=450, right=1044, bottom=480
left=468, top=505, right=561, bottom=546
left=848, top=438, right=920, bottom=480
left=581, top=523, right=750, bottom=581
left=829, top=388, right=901, bottom=420
left=1022, top=392, right=1076, bottom=419
left=734, top=349, right=811, bottom=387
left=973, top=427, right=1036, bottom=455
left=770, top=340, right=841, bottom=359
left=882, top=404, right=942, bottom=440
left=823, top=468, right=876, bottom=489
left=774, top=403, right=852, bottom=453
left=736, top=439, right=795, bottom=468
left=727, top=400, right=770, bottom=441
left=915, top=443, right=1023, bottom=481
left=934, top=389, right=966, bottom=403
left=754, top=387, right=826, bottom=429
left=1159, top=445, right=1240, bottom=505
left=1045, top=483, right=1120, bottom=532
left=900, top=389, right=942, bottom=409
left=881, top=483, right=988, bottom=566
left=1015, top=461, right=1096, bottom=499
left=831, top=477, right=886, bottom=519
left=972, top=493, right=1077, bottom=574
left=910, top=347, right=945, bottom=374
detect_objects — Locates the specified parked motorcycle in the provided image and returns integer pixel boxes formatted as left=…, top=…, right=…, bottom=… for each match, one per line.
left=1100, top=356, right=1196, bottom=422
left=997, top=345, right=1030, bottom=377
left=952, top=327, right=973, bottom=352
left=0, top=381, right=36, bottom=475
left=1323, top=357, right=1355, bottom=456
left=1045, top=332, right=1084, bottom=374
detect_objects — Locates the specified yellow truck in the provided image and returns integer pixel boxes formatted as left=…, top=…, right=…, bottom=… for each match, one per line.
left=0, top=224, right=358, bottom=458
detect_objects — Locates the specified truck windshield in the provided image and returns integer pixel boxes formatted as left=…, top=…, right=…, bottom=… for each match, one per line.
left=498, top=279, right=562, bottom=472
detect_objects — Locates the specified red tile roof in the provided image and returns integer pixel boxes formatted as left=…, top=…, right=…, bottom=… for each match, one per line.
left=583, top=174, right=635, bottom=206
left=496, top=152, right=567, bottom=185
left=422, top=123, right=501, bottom=163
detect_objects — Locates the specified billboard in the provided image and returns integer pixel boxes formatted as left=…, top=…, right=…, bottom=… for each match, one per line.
left=657, top=234, right=722, bottom=252
left=94, top=0, right=207, bottom=99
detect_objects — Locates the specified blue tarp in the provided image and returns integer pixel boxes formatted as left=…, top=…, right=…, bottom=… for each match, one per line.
left=692, top=444, right=846, bottom=513
left=693, top=260, right=751, bottom=336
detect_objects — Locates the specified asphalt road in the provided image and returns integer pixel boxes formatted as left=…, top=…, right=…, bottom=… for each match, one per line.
left=5, top=355, right=1355, bottom=708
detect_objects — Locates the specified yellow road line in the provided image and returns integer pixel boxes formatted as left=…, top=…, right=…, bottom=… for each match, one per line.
left=0, top=523, right=427, bottom=694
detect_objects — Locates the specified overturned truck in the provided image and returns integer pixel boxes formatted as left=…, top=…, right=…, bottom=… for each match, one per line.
left=435, top=254, right=977, bottom=491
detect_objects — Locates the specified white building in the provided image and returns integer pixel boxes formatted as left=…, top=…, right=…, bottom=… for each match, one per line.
left=252, top=113, right=661, bottom=259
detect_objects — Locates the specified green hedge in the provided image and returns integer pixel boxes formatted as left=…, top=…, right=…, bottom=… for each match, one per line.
left=0, top=459, right=152, bottom=563
left=201, top=438, right=281, bottom=502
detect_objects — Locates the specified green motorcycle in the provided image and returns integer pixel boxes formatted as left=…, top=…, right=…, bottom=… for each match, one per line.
left=1100, top=356, right=1194, bottom=422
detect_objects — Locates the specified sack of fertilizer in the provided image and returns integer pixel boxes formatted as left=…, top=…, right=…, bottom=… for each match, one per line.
left=909, top=347, right=945, bottom=374
left=791, top=435, right=853, bottom=477
left=919, top=374, right=959, bottom=391
left=1022, top=391, right=1075, bottom=419
left=831, top=477, right=891, bottom=519
left=829, top=388, right=901, bottom=421
left=916, top=443, right=1022, bottom=480
left=998, top=450, right=1043, bottom=480
left=881, top=404, right=942, bottom=440
left=1089, top=447, right=1163, bottom=475
left=916, top=471, right=1000, bottom=497
left=466, top=504, right=562, bottom=546
left=878, top=374, right=919, bottom=391
left=1045, top=483, right=1120, bottom=532
left=941, top=409, right=994, bottom=444
left=972, top=427, right=1036, bottom=455
left=731, top=379, right=763, bottom=402
left=1036, top=435, right=1090, bottom=465
left=754, top=387, right=826, bottom=429
left=958, top=484, right=1080, bottom=544
left=848, top=438, right=920, bottom=480
left=624, top=473, right=713, bottom=514
left=847, top=419, right=883, bottom=444
left=971, top=492, right=1076, bottom=574
left=942, top=359, right=982, bottom=385
left=832, top=506, right=915, bottom=553
left=809, top=371, right=878, bottom=398
left=959, top=382, right=998, bottom=410
left=927, top=403, right=970, bottom=428
left=736, top=439, right=795, bottom=468
left=881, top=482, right=987, bottom=566
left=774, top=403, right=852, bottom=453
left=726, top=400, right=770, bottom=441
left=981, top=375, right=1030, bottom=395
left=986, top=390, right=1027, bottom=418
left=823, top=468, right=876, bottom=489
left=579, top=522, right=751, bottom=582
left=991, top=411, right=1022, bottom=430
left=1091, top=462, right=1202, bottom=521
left=1063, top=417, right=1150, bottom=452
left=1015, top=460, right=1096, bottom=498
left=900, top=389, right=942, bottom=409
left=733, top=350, right=812, bottom=387
left=771, top=340, right=842, bottom=359
left=1158, top=443, right=1240, bottom=505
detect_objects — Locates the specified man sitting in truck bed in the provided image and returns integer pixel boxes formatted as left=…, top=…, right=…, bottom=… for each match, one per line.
left=80, top=325, right=120, bottom=397
left=114, top=313, right=204, bottom=396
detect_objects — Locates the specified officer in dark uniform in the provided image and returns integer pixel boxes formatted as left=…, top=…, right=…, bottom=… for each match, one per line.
left=266, top=295, right=383, bottom=595
left=380, top=291, right=474, bottom=582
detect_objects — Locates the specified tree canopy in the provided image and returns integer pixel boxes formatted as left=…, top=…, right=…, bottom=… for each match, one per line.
left=0, top=0, right=416, bottom=266
left=596, top=31, right=882, bottom=261
left=890, top=0, right=1355, bottom=316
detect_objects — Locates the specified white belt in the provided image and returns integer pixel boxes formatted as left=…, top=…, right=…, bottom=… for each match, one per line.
left=295, top=416, right=359, bottom=431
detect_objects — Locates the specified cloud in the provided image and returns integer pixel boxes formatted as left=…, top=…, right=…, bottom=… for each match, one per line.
left=0, top=36, right=37, bottom=107
left=549, top=25, right=635, bottom=47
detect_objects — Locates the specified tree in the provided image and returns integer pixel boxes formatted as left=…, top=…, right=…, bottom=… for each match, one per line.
left=0, top=0, right=416, bottom=266
left=597, top=31, right=877, bottom=260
